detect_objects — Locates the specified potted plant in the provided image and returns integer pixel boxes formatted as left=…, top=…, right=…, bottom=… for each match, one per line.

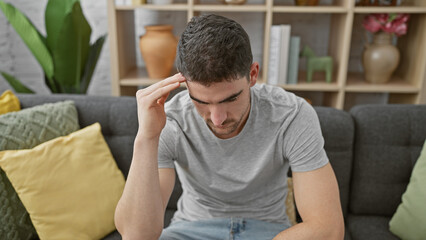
left=362, top=13, right=409, bottom=84
left=0, top=0, right=106, bottom=93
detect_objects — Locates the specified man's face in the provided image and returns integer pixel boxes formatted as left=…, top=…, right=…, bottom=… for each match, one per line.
left=186, top=63, right=258, bottom=139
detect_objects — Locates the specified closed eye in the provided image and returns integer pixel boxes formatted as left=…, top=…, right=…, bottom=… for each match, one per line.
left=224, top=97, right=238, bottom=103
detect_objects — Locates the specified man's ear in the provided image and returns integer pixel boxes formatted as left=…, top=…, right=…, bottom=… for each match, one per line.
left=249, top=62, right=259, bottom=87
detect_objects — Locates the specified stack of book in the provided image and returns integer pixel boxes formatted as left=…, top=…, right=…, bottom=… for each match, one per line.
left=267, top=24, right=300, bottom=86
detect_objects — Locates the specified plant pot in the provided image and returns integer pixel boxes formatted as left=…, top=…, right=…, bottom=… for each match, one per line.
left=362, top=32, right=400, bottom=84
left=139, top=25, right=178, bottom=79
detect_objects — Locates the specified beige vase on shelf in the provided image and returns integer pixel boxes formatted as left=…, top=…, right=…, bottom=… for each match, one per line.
left=139, top=25, right=178, bottom=79
left=362, top=32, right=400, bottom=84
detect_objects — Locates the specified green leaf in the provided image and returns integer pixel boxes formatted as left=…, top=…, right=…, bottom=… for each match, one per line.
left=52, top=1, right=91, bottom=93
left=45, top=0, right=79, bottom=52
left=44, top=75, right=61, bottom=93
left=1, top=72, right=35, bottom=93
left=80, top=34, right=107, bottom=93
left=0, top=1, right=54, bottom=81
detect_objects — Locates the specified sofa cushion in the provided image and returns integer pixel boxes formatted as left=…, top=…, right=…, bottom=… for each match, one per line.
left=0, top=90, right=20, bottom=115
left=347, top=214, right=399, bottom=240
left=0, top=123, right=125, bottom=240
left=350, top=104, right=426, bottom=217
left=17, top=94, right=138, bottom=178
left=389, top=140, right=426, bottom=239
left=0, top=100, right=79, bottom=240
left=315, top=107, right=354, bottom=219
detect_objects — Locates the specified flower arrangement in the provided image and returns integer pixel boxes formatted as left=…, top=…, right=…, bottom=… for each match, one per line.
left=363, top=13, right=410, bottom=37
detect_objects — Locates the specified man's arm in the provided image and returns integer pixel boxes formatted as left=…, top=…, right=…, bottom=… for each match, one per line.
left=273, top=163, right=344, bottom=240
left=114, top=73, right=185, bottom=240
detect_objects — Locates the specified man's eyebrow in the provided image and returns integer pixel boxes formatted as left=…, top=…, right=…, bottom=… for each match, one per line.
left=189, top=90, right=243, bottom=104
left=218, top=90, right=243, bottom=103
left=189, top=94, right=209, bottom=104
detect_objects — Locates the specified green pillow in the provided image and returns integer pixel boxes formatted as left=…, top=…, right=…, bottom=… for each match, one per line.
left=0, top=101, right=79, bottom=240
left=389, top=140, right=426, bottom=240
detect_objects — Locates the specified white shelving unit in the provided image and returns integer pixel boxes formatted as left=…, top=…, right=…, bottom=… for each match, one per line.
left=107, top=0, right=426, bottom=109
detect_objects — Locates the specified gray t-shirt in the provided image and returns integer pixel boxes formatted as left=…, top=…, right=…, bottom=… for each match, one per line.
left=158, top=84, right=328, bottom=224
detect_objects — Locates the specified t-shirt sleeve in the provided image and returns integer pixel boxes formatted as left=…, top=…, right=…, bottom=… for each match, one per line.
left=283, top=101, right=329, bottom=172
left=158, top=118, right=177, bottom=169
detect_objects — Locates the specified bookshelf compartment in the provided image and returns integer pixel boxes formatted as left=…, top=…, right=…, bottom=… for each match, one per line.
left=116, top=4, right=189, bottom=11
left=388, top=93, right=419, bottom=104
left=291, top=91, right=339, bottom=107
left=345, top=73, right=419, bottom=93
left=273, top=0, right=347, bottom=7
left=194, top=0, right=266, bottom=7
left=344, top=92, right=388, bottom=111
left=347, top=13, right=426, bottom=94
left=354, top=0, right=426, bottom=9
left=269, top=12, right=346, bottom=86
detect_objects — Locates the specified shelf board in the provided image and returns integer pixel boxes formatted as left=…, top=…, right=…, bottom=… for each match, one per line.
left=273, top=6, right=347, bottom=13
left=279, top=81, right=339, bottom=92
left=354, top=7, right=426, bottom=13
left=193, top=4, right=267, bottom=12
left=120, top=67, right=168, bottom=86
left=116, top=3, right=188, bottom=11
left=345, top=73, right=419, bottom=93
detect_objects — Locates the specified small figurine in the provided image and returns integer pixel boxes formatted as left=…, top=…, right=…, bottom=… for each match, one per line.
left=300, top=46, right=333, bottom=83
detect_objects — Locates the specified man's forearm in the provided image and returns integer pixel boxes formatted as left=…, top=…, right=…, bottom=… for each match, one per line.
left=115, top=135, right=164, bottom=239
left=273, top=221, right=344, bottom=240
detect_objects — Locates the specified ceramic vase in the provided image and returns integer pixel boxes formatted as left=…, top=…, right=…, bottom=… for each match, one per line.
left=362, top=32, right=400, bottom=84
left=139, top=25, right=178, bottom=79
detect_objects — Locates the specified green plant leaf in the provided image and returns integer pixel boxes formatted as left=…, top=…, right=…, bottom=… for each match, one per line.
left=52, top=1, right=91, bottom=93
left=1, top=72, right=35, bottom=93
left=80, top=34, right=107, bottom=93
left=45, top=0, right=79, bottom=52
left=0, top=1, right=54, bottom=81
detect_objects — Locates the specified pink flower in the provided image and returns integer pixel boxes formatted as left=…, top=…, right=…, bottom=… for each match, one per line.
left=374, top=14, right=389, bottom=24
left=363, top=15, right=382, bottom=33
left=393, top=22, right=408, bottom=36
left=362, top=13, right=410, bottom=37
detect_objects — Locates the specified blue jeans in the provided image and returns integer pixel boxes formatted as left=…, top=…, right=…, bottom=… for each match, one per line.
left=159, top=218, right=291, bottom=240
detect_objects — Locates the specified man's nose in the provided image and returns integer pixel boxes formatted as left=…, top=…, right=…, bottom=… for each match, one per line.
left=210, top=106, right=227, bottom=126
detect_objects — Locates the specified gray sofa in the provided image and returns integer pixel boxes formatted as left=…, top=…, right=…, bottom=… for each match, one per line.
left=17, top=93, right=426, bottom=240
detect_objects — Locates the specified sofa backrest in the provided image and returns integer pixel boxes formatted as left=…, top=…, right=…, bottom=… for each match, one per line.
left=17, top=94, right=356, bottom=223
left=17, top=94, right=138, bottom=177
left=349, top=104, right=426, bottom=217
left=314, top=107, right=354, bottom=219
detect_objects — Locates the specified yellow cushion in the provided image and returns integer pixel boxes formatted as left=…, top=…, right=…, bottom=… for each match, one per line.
left=0, top=123, right=125, bottom=240
left=0, top=90, right=20, bottom=115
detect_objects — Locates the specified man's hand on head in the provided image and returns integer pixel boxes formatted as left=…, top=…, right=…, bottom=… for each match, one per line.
left=135, top=73, right=186, bottom=140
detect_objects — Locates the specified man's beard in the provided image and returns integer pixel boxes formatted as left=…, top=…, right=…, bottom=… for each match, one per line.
left=205, top=101, right=250, bottom=138
left=206, top=119, right=240, bottom=137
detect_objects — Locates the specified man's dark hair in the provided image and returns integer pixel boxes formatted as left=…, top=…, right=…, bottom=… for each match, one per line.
left=176, top=14, right=253, bottom=86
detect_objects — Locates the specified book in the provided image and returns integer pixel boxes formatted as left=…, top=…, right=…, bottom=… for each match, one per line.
left=277, top=25, right=291, bottom=85
left=286, top=36, right=301, bottom=85
left=267, top=25, right=282, bottom=85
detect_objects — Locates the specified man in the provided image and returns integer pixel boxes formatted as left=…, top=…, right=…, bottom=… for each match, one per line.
left=114, top=14, right=344, bottom=240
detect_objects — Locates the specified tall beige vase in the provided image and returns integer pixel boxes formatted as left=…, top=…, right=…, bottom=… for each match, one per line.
left=362, top=32, right=400, bottom=84
left=139, top=25, right=178, bottom=79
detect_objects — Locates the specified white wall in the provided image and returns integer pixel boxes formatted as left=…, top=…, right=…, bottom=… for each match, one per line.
left=0, top=0, right=110, bottom=95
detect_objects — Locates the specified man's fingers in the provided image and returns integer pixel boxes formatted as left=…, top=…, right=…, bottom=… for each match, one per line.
left=138, top=73, right=185, bottom=97
left=138, top=82, right=180, bottom=107
left=157, top=91, right=170, bottom=105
